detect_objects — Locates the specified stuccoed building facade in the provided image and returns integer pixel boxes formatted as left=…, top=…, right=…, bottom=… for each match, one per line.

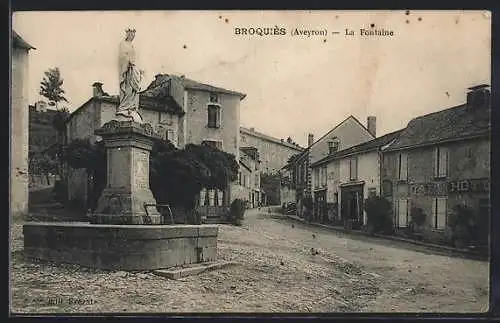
left=11, top=31, right=35, bottom=217
left=310, top=129, right=402, bottom=226
left=65, top=74, right=246, bottom=210
left=381, top=85, right=490, bottom=245
left=240, top=126, right=304, bottom=174
left=230, top=147, right=261, bottom=208
left=288, top=116, right=376, bottom=218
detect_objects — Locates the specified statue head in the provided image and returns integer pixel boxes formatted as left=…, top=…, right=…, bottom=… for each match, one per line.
left=125, top=28, right=136, bottom=41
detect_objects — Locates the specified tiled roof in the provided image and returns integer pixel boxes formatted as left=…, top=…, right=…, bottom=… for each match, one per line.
left=386, top=104, right=491, bottom=151
left=98, top=95, right=184, bottom=116
left=66, top=93, right=184, bottom=124
left=151, top=74, right=246, bottom=99
left=311, top=129, right=404, bottom=167
left=12, top=30, right=35, bottom=50
left=240, top=127, right=305, bottom=151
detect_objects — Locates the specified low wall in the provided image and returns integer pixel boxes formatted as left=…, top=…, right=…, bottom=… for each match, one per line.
left=197, top=205, right=229, bottom=223
left=23, top=222, right=218, bottom=270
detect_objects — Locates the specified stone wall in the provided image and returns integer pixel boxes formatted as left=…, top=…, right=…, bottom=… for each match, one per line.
left=23, top=223, right=218, bottom=270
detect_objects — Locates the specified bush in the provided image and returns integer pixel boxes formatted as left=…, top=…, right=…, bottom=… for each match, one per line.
left=409, top=207, right=426, bottom=238
left=228, top=198, right=246, bottom=226
left=51, top=179, right=68, bottom=201
left=364, top=196, right=393, bottom=234
left=448, top=204, right=474, bottom=246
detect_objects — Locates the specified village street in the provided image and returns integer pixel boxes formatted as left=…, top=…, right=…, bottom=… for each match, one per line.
left=11, top=209, right=489, bottom=314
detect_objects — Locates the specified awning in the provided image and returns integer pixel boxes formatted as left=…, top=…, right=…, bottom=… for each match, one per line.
left=340, top=180, right=365, bottom=188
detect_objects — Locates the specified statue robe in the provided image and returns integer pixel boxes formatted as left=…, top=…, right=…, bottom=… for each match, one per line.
left=117, top=39, right=141, bottom=116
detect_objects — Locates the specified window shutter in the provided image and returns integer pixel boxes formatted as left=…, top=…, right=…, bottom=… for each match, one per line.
left=432, top=198, right=437, bottom=228
left=437, top=198, right=447, bottom=229
left=434, top=147, right=439, bottom=178
left=217, top=190, right=223, bottom=206
left=406, top=199, right=411, bottom=225
left=217, top=107, right=222, bottom=128
left=398, top=199, right=408, bottom=227
left=395, top=200, right=400, bottom=227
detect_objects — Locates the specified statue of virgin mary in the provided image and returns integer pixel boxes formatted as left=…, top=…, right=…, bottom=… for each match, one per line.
left=116, top=28, right=143, bottom=122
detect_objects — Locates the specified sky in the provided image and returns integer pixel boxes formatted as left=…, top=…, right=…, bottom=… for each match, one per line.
left=13, top=10, right=491, bottom=147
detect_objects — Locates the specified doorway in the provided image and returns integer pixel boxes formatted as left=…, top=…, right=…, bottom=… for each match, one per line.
left=314, top=190, right=327, bottom=223
left=340, top=185, right=364, bottom=227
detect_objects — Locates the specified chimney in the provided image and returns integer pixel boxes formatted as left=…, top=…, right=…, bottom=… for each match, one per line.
left=250, top=127, right=255, bottom=132
left=367, top=116, right=377, bottom=137
left=308, top=133, right=314, bottom=147
left=467, top=84, right=490, bottom=110
left=92, top=82, right=104, bottom=97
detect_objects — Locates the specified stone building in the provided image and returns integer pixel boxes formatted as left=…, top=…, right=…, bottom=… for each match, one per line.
left=231, top=147, right=261, bottom=208
left=381, top=85, right=491, bottom=244
left=287, top=115, right=376, bottom=217
left=65, top=74, right=246, bottom=208
left=11, top=30, right=35, bottom=217
left=240, top=126, right=304, bottom=173
left=310, top=129, right=402, bottom=225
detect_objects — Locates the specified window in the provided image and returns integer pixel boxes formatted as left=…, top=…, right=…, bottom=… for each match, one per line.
left=327, top=138, right=340, bottom=155
left=217, top=190, right=223, bottom=206
left=321, top=166, right=327, bottom=187
left=395, top=199, right=409, bottom=228
left=434, top=147, right=449, bottom=178
left=207, top=105, right=221, bottom=128
left=159, top=113, right=173, bottom=125
left=314, top=168, right=320, bottom=188
left=208, top=189, right=215, bottom=206
left=382, top=180, right=393, bottom=197
left=432, top=197, right=447, bottom=230
left=202, top=140, right=222, bottom=150
left=349, top=157, right=358, bottom=181
left=199, top=188, right=206, bottom=206
left=165, top=129, right=174, bottom=142
left=210, top=93, right=219, bottom=103
left=398, top=153, right=408, bottom=181
left=238, top=171, right=242, bottom=185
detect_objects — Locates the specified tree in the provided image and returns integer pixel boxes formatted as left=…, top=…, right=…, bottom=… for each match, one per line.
left=150, top=142, right=238, bottom=211
left=28, top=152, right=59, bottom=185
left=65, top=139, right=106, bottom=211
left=64, top=138, right=239, bottom=216
left=260, top=172, right=282, bottom=205
left=39, top=67, right=68, bottom=109
left=39, top=67, right=70, bottom=180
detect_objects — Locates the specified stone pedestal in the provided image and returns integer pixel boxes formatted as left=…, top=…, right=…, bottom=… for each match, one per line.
left=91, top=120, right=162, bottom=225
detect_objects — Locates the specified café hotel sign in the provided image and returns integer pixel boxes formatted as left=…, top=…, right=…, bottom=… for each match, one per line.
left=410, top=178, right=490, bottom=196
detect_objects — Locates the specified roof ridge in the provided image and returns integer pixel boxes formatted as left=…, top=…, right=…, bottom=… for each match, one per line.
left=412, top=103, right=466, bottom=121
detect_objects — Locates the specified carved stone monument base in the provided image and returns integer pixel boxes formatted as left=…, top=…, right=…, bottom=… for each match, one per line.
left=90, top=120, right=162, bottom=225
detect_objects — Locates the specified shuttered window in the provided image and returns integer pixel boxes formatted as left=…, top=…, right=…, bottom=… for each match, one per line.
left=398, top=153, right=408, bottom=180
left=350, top=157, right=358, bottom=180
left=432, top=197, right=447, bottom=229
left=395, top=199, right=409, bottom=228
left=434, top=147, right=449, bottom=178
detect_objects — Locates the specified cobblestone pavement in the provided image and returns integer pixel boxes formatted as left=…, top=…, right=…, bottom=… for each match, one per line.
left=10, top=210, right=489, bottom=313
